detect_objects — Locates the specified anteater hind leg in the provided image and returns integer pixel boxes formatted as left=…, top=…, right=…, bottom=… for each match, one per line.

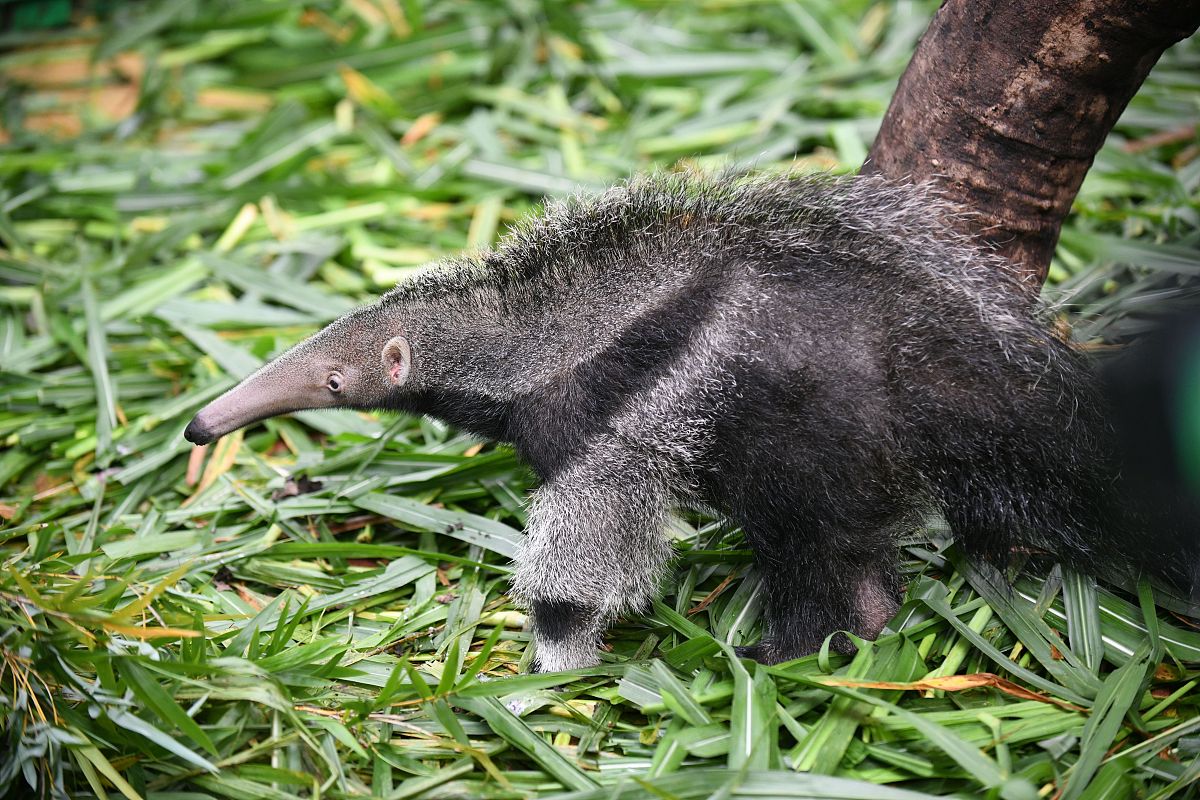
left=734, top=516, right=901, bottom=664
left=512, top=439, right=676, bottom=672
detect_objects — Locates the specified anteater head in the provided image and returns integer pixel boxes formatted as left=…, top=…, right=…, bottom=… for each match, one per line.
left=183, top=305, right=413, bottom=446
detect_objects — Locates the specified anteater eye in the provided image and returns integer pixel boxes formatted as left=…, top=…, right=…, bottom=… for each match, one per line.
left=326, top=373, right=343, bottom=392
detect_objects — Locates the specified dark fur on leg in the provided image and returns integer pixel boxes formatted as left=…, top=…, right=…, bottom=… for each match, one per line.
left=733, top=567, right=900, bottom=664
left=735, top=555, right=900, bottom=664
left=529, top=599, right=604, bottom=673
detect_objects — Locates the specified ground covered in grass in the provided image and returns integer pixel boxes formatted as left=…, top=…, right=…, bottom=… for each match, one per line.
left=2, top=1, right=1199, bottom=798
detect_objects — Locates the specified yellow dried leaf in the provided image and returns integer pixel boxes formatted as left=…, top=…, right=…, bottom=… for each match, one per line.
left=402, top=112, right=441, bottom=146
left=101, top=621, right=200, bottom=639
left=819, top=672, right=1083, bottom=712
left=338, top=64, right=391, bottom=107
left=196, top=88, right=273, bottom=113
left=182, top=429, right=243, bottom=506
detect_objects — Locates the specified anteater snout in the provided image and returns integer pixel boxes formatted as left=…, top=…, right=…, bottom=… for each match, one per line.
left=183, top=417, right=215, bottom=446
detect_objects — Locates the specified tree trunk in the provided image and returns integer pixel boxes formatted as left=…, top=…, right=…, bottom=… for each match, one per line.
left=862, top=0, right=1200, bottom=289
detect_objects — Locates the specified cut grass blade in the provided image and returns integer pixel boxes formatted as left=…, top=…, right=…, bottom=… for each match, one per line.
left=81, top=274, right=117, bottom=457
left=453, top=696, right=597, bottom=793
left=1, top=3, right=1197, bottom=799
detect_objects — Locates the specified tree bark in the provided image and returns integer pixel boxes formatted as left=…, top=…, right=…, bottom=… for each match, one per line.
left=862, top=0, right=1200, bottom=288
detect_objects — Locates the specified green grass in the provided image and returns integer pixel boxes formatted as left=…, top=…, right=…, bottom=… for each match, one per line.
left=2, top=1, right=1199, bottom=798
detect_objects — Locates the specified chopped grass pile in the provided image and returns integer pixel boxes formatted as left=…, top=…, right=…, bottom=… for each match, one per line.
left=1, top=2, right=1199, bottom=798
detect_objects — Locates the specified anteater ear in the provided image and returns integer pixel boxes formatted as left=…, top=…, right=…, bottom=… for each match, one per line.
left=382, top=335, right=411, bottom=386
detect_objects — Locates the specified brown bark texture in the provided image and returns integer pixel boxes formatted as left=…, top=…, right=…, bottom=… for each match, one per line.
left=862, top=0, right=1200, bottom=288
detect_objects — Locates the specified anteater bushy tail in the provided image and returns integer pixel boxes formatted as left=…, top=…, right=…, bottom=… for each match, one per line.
left=838, top=177, right=1194, bottom=592
left=916, top=330, right=1123, bottom=575
left=893, top=250, right=1195, bottom=592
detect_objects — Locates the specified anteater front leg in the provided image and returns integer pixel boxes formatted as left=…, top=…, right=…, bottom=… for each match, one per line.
left=512, top=446, right=675, bottom=672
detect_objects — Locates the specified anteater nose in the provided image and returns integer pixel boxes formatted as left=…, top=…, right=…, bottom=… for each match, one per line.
left=183, top=417, right=214, bottom=445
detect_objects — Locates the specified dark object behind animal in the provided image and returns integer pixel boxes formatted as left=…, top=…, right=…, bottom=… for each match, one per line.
left=184, top=173, right=1189, bottom=670
left=1101, top=312, right=1200, bottom=594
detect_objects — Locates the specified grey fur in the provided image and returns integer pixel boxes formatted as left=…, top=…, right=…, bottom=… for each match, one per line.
left=186, top=172, right=1172, bottom=670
